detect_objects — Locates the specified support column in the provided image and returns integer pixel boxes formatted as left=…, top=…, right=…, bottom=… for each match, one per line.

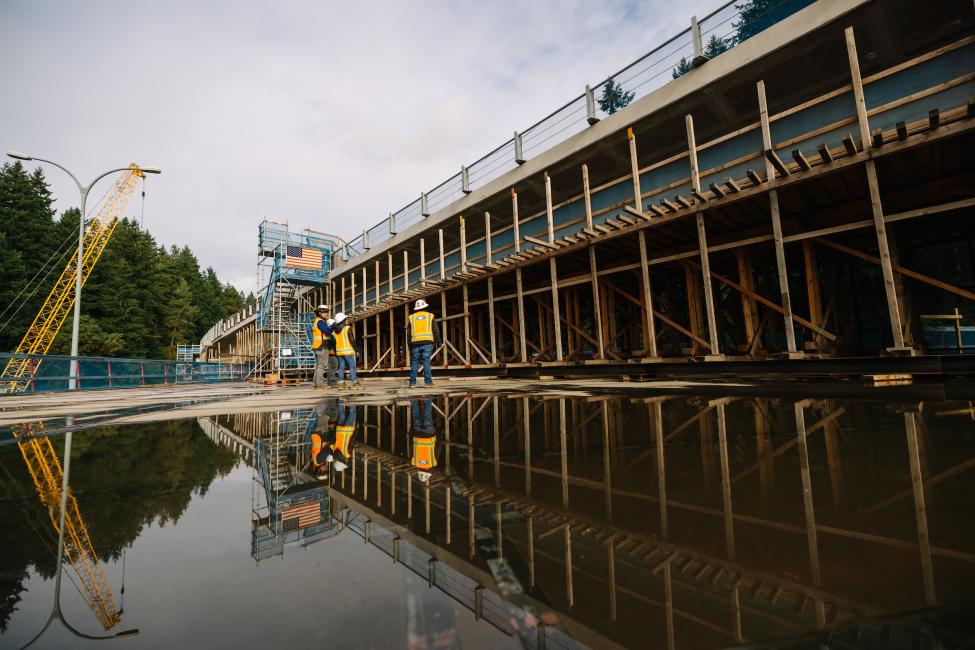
left=545, top=173, right=563, bottom=361
left=737, top=249, right=760, bottom=351
left=639, top=231, right=658, bottom=357
left=419, top=238, right=426, bottom=284
left=485, top=212, right=497, bottom=364
left=513, top=188, right=528, bottom=363
left=438, top=229, right=446, bottom=281
left=757, top=81, right=800, bottom=355
left=802, top=241, right=824, bottom=347
left=584, top=163, right=605, bottom=359
left=686, top=115, right=720, bottom=356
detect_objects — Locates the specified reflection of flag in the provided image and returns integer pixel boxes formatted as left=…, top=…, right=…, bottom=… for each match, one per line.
left=283, top=501, right=321, bottom=529
left=286, top=245, right=323, bottom=270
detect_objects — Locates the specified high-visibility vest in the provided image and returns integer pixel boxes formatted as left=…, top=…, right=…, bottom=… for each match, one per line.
left=335, top=426, right=355, bottom=458
left=311, top=432, right=324, bottom=465
left=408, top=311, right=435, bottom=343
left=411, top=435, right=438, bottom=469
left=311, top=317, right=329, bottom=350
left=333, top=325, right=354, bottom=356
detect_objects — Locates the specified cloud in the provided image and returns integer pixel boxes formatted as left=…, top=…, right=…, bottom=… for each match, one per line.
left=0, top=0, right=718, bottom=292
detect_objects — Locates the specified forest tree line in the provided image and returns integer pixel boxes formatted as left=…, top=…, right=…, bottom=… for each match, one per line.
left=0, top=162, right=248, bottom=359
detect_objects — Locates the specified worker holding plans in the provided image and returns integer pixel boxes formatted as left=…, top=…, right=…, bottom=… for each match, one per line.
left=309, top=304, right=337, bottom=389
left=331, top=312, right=361, bottom=390
left=406, top=299, right=440, bottom=388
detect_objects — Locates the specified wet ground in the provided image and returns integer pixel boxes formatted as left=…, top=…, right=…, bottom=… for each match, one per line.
left=1, top=385, right=974, bottom=648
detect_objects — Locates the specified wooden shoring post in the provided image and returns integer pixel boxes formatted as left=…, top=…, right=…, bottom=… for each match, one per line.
left=686, top=114, right=720, bottom=356
left=419, top=237, right=426, bottom=285
left=512, top=188, right=528, bottom=363
left=716, top=403, right=735, bottom=560
left=361, top=267, right=367, bottom=312
left=905, top=412, right=937, bottom=605
left=627, top=127, right=641, bottom=208
left=341, top=276, right=346, bottom=316
left=374, top=260, right=380, bottom=305
left=544, top=172, right=555, bottom=243
left=459, top=215, right=467, bottom=272
left=639, top=231, right=658, bottom=357
left=736, top=249, right=760, bottom=351
left=802, top=241, right=824, bottom=346
left=362, top=307, right=369, bottom=369
left=402, top=249, right=409, bottom=293
left=584, top=164, right=605, bottom=359
left=462, top=284, right=472, bottom=366
left=757, top=80, right=799, bottom=355
left=845, top=27, right=907, bottom=351
left=440, top=291, right=449, bottom=366
left=438, top=228, right=446, bottom=281
left=389, top=308, right=396, bottom=370
left=485, top=212, right=497, bottom=364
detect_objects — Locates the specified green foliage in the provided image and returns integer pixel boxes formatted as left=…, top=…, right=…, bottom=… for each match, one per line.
left=672, top=35, right=729, bottom=79
left=0, top=163, right=244, bottom=358
left=597, top=78, right=635, bottom=115
left=733, top=0, right=816, bottom=45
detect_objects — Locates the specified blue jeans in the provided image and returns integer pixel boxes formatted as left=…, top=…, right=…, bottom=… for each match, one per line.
left=409, top=343, right=434, bottom=386
left=337, top=355, right=357, bottom=382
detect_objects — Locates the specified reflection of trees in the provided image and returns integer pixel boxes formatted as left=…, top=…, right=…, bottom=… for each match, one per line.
left=0, top=420, right=238, bottom=630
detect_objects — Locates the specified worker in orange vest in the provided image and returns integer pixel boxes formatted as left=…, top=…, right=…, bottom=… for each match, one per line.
left=409, top=398, right=440, bottom=483
left=306, top=400, right=337, bottom=479
left=325, top=401, right=357, bottom=472
left=310, top=305, right=337, bottom=389
left=331, top=312, right=362, bottom=390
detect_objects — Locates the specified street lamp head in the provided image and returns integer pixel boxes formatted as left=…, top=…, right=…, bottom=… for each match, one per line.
left=7, top=151, right=33, bottom=161
left=140, top=167, right=161, bottom=175
left=114, top=628, right=141, bottom=638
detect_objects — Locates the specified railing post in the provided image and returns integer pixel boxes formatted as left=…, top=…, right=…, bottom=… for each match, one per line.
left=140, top=361, right=145, bottom=386
left=514, top=131, right=526, bottom=165
left=585, top=85, right=599, bottom=125
left=29, top=357, right=36, bottom=393
left=461, top=165, right=471, bottom=194
left=421, top=192, right=430, bottom=217
left=107, top=359, right=112, bottom=388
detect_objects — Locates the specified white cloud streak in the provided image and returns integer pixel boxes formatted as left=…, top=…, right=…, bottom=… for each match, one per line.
left=0, top=0, right=719, bottom=291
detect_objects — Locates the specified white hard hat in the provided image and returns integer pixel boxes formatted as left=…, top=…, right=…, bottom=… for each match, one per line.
left=317, top=304, right=330, bottom=312
left=334, top=312, right=347, bottom=323
left=332, top=460, right=348, bottom=473
left=414, top=299, right=429, bottom=310
left=326, top=318, right=335, bottom=326
left=417, top=471, right=432, bottom=483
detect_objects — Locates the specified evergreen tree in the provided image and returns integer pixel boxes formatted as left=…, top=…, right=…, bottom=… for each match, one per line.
left=597, top=78, right=635, bottom=115
left=733, top=0, right=816, bottom=45
left=164, top=278, right=197, bottom=358
left=672, top=35, right=729, bottom=79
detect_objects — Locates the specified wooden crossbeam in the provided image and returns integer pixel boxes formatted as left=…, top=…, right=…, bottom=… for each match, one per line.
left=618, top=215, right=638, bottom=225
left=603, top=280, right=711, bottom=351
left=725, top=177, right=742, bottom=193
left=896, top=121, right=908, bottom=140
left=523, top=235, right=558, bottom=249
left=647, top=203, right=667, bottom=217
left=817, top=143, right=834, bottom=163
left=842, top=133, right=858, bottom=155
left=691, top=189, right=709, bottom=203
left=660, top=198, right=680, bottom=212
left=675, top=195, right=693, bottom=209
left=969, top=97, right=975, bottom=118
left=792, top=148, right=812, bottom=171
left=709, top=182, right=727, bottom=197
left=871, top=128, right=884, bottom=147
left=745, top=170, right=764, bottom=186
left=764, top=149, right=789, bottom=177
left=684, top=259, right=837, bottom=341
left=928, top=108, right=940, bottom=129
left=815, top=238, right=975, bottom=302
left=623, top=205, right=653, bottom=222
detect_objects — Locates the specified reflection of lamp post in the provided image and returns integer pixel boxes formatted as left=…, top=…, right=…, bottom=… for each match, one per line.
left=19, top=430, right=139, bottom=648
left=6, top=152, right=160, bottom=390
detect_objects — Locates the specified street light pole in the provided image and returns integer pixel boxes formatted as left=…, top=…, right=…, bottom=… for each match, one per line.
left=6, top=152, right=160, bottom=390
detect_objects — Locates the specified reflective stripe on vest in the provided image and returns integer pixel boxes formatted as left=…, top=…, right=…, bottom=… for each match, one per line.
left=409, top=311, right=434, bottom=343
left=333, top=325, right=354, bottom=356
left=411, top=436, right=437, bottom=469
left=336, top=427, right=354, bottom=457
left=312, top=317, right=327, bottom=350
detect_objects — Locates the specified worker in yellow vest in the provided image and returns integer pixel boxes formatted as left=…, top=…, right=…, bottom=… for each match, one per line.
left=406, top=299, right=440, bottom=388
left=410, top=397, right=440, bottom=483
left=310, top=304, right=338, bottom=389
left=331, top=312, right=362, bottom=390
left=325, top=401, right=356, bottom=472
left=306, top=400, right=337, bottom=479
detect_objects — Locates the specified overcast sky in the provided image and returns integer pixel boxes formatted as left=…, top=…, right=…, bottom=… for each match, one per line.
left=1, top=0, right=718, bottom=292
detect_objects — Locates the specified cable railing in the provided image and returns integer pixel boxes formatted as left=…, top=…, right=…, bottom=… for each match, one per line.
left=0, top=352, right=251, bottom=394
left=339, top=0, right=817, bottom=262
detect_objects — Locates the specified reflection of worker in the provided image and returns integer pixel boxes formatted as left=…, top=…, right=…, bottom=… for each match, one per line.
left=326, top=401, right=357, bottom=472
left=410, top=398, right=440, bottom=483
left=307, top=400, right=338, bottom=478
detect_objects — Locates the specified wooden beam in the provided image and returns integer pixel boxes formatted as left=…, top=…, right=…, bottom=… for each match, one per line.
left=845, top=27, right=871, bottom=150
left=792, top=148, right=812, bottom=171
left=545, top=171, right=555, bottom=243
left=842, top=133, right=859, bottom=156
left=896, top=121, right=908, bottom=140
left=746, top=169, right=764, bottom=186
left=687, top=113, right=720, bottom=355
left=582, top=164, right=594, bottom=229
left=817, top=143, right=833, bottom=164
left=765, top=149, right=790, bottom=177
left=628, top=127, right=642, bottom=208
left=639, top=230, right=658, bottom=357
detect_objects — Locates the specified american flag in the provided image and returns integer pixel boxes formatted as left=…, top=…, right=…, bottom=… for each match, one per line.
left=286, top=245, right=323, bottom=270
left=282, top=500, right=321, bottom=529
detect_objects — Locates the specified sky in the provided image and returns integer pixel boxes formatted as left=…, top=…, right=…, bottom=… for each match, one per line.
left=1, top=0, right=719, bottom=292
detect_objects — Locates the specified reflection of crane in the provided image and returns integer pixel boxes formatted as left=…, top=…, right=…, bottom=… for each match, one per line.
left=2, top=166, right=145, bottom=393
left=14, top=423, right=122, bottom=629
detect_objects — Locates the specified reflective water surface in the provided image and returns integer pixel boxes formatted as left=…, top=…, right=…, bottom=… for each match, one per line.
left=2, top=387, right=974, bottom=648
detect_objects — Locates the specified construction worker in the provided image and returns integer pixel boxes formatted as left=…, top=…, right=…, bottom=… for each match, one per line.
left=310, top=305, right=338, bottom=389
left=409, top=397, right=440, bottom=483
left=331, top=312, right=362, bottom=390
left=325, top=401, right=357, bottom=472
left=406, top=298, right=440, bottom=388
left=306, top=399, right=337, bottom=479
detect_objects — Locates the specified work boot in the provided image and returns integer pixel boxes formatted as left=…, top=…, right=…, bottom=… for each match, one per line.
left=425, top=382, right=436, bottom=388
left=338, top=381, right=349, bottom=390
left=406, top=383, right=416, bottom=389
left=351, top=381, right=363, bottom=390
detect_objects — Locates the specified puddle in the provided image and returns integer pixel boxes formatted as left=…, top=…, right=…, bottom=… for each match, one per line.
left=1, top=390, right=974, bottom=648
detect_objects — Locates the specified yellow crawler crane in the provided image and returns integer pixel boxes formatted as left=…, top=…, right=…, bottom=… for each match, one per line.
left=14, top=422, right=121, bottom=629
left=2, top=166, right=144, bottom=393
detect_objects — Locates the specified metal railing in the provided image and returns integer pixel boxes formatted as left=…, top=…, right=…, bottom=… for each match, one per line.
left=0, top=352, right=251, bottom=395
left=338, top=0, right=815, bottom=261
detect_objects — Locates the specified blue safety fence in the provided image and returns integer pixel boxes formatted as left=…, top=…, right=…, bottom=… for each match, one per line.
left=0, top=352, right=252, bottom=395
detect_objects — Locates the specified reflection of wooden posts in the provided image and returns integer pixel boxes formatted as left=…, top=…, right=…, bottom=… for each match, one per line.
left=905, top=412, right=937, bottom=605
left=755, top=399, right=773, bottom=511
left=686, top=115, right=720, bottom=355
left=496, top=503, right=504, bottom=559
left=716, top=403, right=735, bottom=560
left=823, top=415, right=843, bottom=508
left=601, top=402, right=613, bottom=520
left=424, top=486, right=431, bottom=534
left=445, top=483, right=452, bottom=544
left=523, top=397, right=533, bottom=497
left=565, top=525, right=574, bottom=608
left=493, top=397, right=501, bottom=486
left=664, top=561, right=675, bottom=650
left=845, top=27, right=907, bottom=351
left=560, top=399, right=569, bottom=508
left=468, top=495, right=476, bottom=559
left=757, top=80, right=799, bottom=354
left=652, top=402, right=669, bottom=538
left=794, top=402, right=825, bottom=626
left=528, top=515, right=536, bottom=587
left=467, top=398, right=474, bottom=480
left=607, top=542, right=617, bottom=621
